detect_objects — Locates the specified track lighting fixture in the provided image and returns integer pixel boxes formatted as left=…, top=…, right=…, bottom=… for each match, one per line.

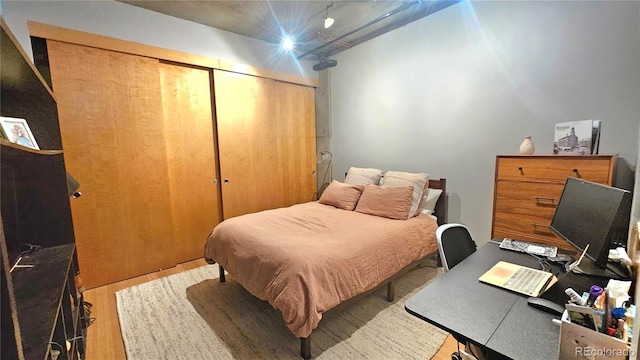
left=324, top=17, right=334, bottom=29
left=312, top=57, right=337, bottom=71
left=324, top=2, right=335, bottom=29
left=282, top=36, right=294, bottom=51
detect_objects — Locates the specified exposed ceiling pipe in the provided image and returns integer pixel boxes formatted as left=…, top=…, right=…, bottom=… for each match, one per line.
left=296, top=0, right=419, bottom=60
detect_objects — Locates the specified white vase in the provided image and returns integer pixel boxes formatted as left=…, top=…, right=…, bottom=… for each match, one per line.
left=519, top=136, right=535, bottom=155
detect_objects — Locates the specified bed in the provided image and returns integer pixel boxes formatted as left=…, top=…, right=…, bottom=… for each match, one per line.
left=204, top=172, right=447, bottom=359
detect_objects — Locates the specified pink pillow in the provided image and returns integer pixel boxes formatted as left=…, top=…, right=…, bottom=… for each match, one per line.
left=382, top=171, right=429, bottom=218
left=318, top=180, right=365, bottom=211
left=355, top=185, right=414, bottom=220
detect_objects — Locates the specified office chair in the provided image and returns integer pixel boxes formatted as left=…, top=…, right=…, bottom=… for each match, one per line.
left=436, top=223, right=477, bottom=273
left=435, top=223, right=484, bottom=360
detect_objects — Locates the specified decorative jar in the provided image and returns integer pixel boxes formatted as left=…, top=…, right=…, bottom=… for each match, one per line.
left=519, top=136, right=535, bottom=155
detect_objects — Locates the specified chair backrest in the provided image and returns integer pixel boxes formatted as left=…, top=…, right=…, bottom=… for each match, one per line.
left=436, top=223, right=477, bottom=272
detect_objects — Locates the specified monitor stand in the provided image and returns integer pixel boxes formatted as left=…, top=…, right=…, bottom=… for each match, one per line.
left=572, top=258, right=629, bottom=280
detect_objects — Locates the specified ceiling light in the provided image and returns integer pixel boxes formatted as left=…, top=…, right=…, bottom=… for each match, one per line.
left=324, top=3, right=335, bottom=29
left=282, top=37, right=294, bottom=51
left=324, top=17, right=334, bottom=29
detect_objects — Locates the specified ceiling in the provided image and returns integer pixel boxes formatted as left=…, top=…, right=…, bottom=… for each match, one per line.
left=117, top=0, right=459, bottom=60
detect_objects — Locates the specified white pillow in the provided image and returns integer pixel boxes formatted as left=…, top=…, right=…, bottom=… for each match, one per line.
left=344, top=167, right=384, bottom=185
left=420, top=188, right=443, bottom=216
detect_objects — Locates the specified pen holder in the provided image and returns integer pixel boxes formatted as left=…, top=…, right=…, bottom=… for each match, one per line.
left=559, top=310, right=630, bottom=359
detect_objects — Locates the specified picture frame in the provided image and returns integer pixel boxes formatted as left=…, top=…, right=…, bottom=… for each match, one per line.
left=565, top=303, right=600, bottom=331
left=591, top=120, right=601, bottom=155
left=553, top=119, right=594, bottom=156
left=0, top=116, right=39, bottom=150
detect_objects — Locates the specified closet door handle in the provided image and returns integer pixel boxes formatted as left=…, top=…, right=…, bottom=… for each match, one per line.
left=224, top=178, right=229, bottom=184
left=213, top=178, right=218, bottom=185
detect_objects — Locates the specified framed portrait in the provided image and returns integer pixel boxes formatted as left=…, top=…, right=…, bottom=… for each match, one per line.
left=0, top=116, right=39, bottom=150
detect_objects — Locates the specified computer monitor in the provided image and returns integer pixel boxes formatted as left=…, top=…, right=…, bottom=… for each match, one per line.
left=549, top=177, right=632, bottom=277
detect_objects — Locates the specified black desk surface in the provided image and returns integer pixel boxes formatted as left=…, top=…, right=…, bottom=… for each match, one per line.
left=405, top=241, right=605, bottom=360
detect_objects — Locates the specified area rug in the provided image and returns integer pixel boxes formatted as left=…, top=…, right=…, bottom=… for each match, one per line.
left=116, top=262, right=447, bottom=359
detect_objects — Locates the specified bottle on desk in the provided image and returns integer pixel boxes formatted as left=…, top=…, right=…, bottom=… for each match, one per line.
left=565, top=288, right=586, bottom=306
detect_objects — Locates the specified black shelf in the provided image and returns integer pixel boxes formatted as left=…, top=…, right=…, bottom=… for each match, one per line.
left=1, top=17, right=86, bottom=360
left=11, top=244, right=75, bottom=360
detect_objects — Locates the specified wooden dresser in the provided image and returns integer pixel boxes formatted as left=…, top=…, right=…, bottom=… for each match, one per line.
left=491, top=155, right=616, bottom=249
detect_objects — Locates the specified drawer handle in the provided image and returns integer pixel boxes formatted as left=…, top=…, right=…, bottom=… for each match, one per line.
left=532, top=223, right=551, bottom=229
left=531, top=223, right=554, bottom=234
left=518, top=166, right=523, bottom=174
left=572, top=168, right=581, bottom=177
left=534, top=196, right=555, bottom=204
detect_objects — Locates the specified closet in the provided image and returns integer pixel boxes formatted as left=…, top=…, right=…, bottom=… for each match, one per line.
left=214, top=70, right=317, bottom=218
left=36, top=24, right=317, bottom=288
left=160, top=62, right=222, bottom=262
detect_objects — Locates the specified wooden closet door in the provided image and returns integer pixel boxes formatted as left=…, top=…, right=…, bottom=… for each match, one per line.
left=213, top=70, right=317, bottom=218
left=159, top=62, right=221, bottom=261
left=272, top=79, right=317, bottom=207
left=47, top=41, right=176, bottom=288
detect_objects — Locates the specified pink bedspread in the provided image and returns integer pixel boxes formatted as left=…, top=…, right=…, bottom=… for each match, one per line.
left=204, top=201, right=438, bottom=338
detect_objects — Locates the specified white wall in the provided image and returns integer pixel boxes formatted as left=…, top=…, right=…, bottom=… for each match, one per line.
left=1, top=0, right=315, bottom=77
left=330, top=1, right=639, bottom=245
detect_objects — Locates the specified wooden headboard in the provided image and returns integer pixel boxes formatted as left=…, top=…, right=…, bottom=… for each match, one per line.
left=428, top=178, right=447, bottom=226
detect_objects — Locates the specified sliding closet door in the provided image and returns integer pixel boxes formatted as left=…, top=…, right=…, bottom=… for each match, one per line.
left=272, top=78, right=317, bottom=206
left=47, top=41, right=176, bottom=288
left=159, top=62, right=221, bottom=261
left=214, top=70, right=317, bottom=218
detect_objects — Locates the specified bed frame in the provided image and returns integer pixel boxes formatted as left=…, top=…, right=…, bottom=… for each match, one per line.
left=216, top=178, right=447, bottom=359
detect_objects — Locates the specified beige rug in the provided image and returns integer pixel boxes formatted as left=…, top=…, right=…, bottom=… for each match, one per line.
left=116, top=262, right=447, bottom=359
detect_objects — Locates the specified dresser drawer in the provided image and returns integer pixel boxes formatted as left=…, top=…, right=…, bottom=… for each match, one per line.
left=494, top=181, right=565, bottom=218
left=492, top=212, right=571, bottom=249
left=492, top=155, right=615, bottom=250
left=496, top=156, right=613, bottom=183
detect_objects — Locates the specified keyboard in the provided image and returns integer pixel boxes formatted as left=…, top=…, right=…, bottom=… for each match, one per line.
left=503, top=267, right=550, bottom=296
left=499, top=238, right=558, bottom=257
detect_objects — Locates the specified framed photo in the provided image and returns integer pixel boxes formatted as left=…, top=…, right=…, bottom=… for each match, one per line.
left=591, top=120, right=601, bottom=155
left=553, top=119, right=594, bottom=155
left=0, top=116, right=39, bottom=150
left=565, top=303, right=600, bottom=331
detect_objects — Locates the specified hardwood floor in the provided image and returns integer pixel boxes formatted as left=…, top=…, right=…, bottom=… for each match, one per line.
left=81, top=259, right=458, bottom=360
left=432, top=334, right=459, bottom=360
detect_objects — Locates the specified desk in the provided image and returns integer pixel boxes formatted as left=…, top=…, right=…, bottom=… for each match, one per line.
left=405, top=241, right=608, bottom=360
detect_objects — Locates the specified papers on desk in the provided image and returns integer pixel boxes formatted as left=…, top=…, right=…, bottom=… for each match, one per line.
left=479, top=261, right=556, bottom=297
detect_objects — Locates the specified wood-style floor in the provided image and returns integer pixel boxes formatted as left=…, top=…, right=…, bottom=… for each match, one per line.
left=82, top=259, right=457, bottom=360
